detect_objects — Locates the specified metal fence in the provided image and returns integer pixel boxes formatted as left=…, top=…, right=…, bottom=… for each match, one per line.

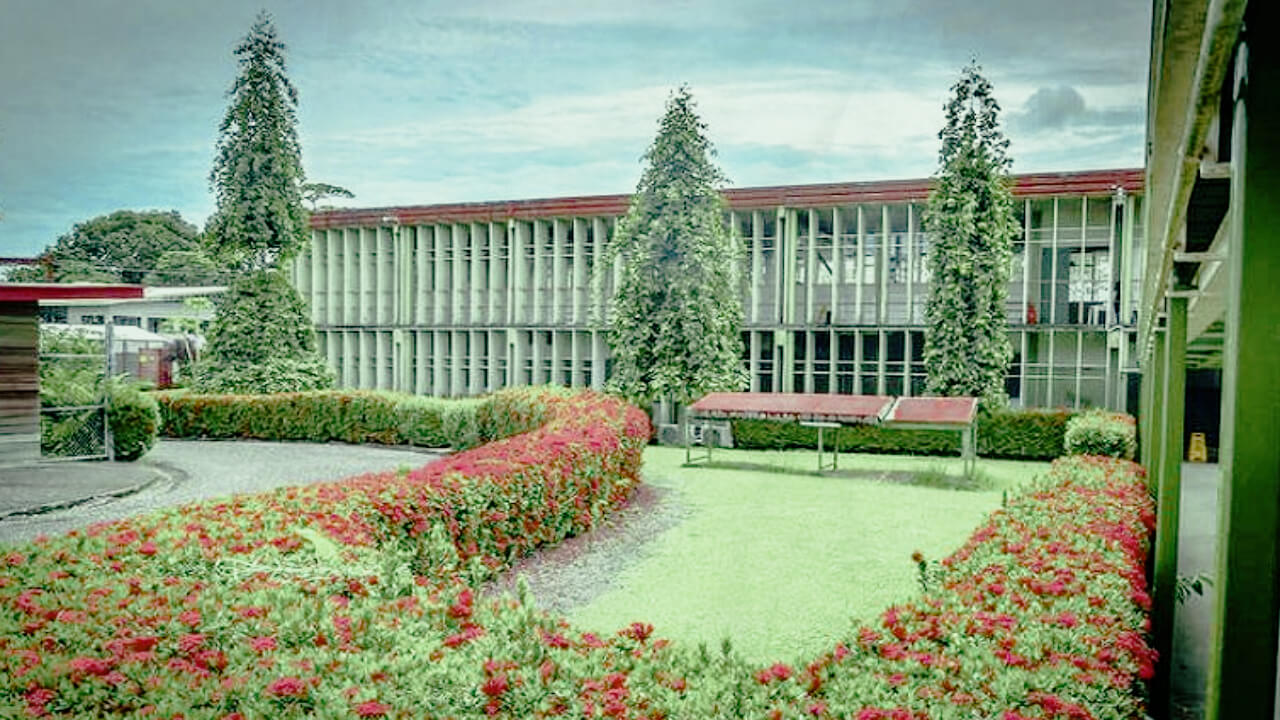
left=38, top=325, right=112, bottom=462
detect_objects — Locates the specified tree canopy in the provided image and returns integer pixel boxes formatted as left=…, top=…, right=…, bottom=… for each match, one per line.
left=205, top=10, right=307, bottom=272
left=922, top=62, right=1018, bottom=401
left=8, top=210, right=215, bottom=285
left=301, top=182, right=354, bottom=211
left=596, top=86, right=748, bottom=409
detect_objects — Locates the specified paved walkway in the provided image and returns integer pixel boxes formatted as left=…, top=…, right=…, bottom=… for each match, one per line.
left=0, top=439, right=443, bottom=545
left=1170, top=462, right=1218, bottom=720
left=0, top=461, right=160, bottom=516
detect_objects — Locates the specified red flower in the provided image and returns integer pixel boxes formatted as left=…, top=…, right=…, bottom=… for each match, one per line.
left=266, top=676, right=308, bottom=698
left=354, top=700, right=390, bottom=717
left=482, top=673, right=509, bottom=698
left=250, top=636, right=277, bottom=653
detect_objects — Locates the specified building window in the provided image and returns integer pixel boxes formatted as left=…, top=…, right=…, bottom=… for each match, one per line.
left=112, top=315, right=142, bottom=327
left=39, top=306, right=68, bottom=323
left=81, top=315, right=105, bottom=325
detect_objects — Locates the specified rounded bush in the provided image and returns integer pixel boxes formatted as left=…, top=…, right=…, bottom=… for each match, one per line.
left=108, top=381, right=160, bottom=461
left=1064, top=409, right=1137, bottom=459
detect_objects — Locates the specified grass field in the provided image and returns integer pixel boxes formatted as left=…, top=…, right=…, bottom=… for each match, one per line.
left=567, top=446, right=1050, bottom=663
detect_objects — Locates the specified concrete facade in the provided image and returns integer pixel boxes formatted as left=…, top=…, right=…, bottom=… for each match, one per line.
left=298, top=168, right=1144, bottom=411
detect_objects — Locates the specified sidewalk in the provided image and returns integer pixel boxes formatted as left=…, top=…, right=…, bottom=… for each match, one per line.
left=0, top=461, right=168, bottom=517
left=1169, top=462, right=1218, bottom=720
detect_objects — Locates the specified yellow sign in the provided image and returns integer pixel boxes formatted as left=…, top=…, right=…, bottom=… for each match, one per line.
left=1188, top=432, right=1208, bottom=462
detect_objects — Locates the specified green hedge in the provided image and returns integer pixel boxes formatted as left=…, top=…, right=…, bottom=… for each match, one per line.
left=978, top=407, right=1074, bottom=460
left=156, top=390, right=453, bottom=446
left=1065, top=409, right=1138, bottom=459
left=154, top=386, right=574, bottom=450
left=730, top=406, right=1075, bottom=461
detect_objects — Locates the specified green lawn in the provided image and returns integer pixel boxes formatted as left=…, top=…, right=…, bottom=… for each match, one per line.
left=567, top=446, right=1049, bottom=663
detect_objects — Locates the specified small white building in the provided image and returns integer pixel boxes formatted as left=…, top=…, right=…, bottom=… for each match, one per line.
left=41, top=285, right=223, bottom=334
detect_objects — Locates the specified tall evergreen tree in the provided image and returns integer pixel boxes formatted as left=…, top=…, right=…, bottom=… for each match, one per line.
left=206, top=11, right=307, bottom=272
left=596, top=86, right=747, bottom=409
left=923, top=63, right=1018, bottom=400
left=193, top=14, right=332, bottom=394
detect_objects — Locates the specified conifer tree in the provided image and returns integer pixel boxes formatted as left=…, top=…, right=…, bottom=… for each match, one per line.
left=923, top=63, right=1018, bottom=400
left=596, top=86, right=747, bottom=408
left=206, top=11, right=307, bottom=272
left=194, top=14, right=333, bottom=394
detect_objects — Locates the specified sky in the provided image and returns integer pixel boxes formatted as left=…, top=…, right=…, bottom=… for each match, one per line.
left=0, top=0, right=1151, bottom=258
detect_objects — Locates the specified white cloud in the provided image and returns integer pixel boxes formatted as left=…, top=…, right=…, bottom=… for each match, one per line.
left=319, top=70, right=948, bottom=163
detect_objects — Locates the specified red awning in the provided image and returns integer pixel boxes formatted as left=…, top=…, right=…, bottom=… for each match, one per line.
left=0, top=283, right=145, bottom=303
left=688, top=392, right=894, bottom=424
left=884, top=397, right=979, bottom=426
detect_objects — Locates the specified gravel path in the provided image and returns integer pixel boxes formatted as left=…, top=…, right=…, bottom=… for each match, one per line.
left=483, top=479, right=691, bottom=615
left=0, top=439, right=441, bottom=545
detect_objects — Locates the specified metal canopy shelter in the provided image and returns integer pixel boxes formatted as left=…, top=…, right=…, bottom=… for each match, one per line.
left=685, top=392, right=978, bottom=473
left=883, top=396, right=980, bottom=475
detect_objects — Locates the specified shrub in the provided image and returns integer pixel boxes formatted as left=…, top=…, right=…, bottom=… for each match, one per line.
left=1065, top=408, right=1138, bottom=459
left=155, top=386, right=573, bottom=450
left=395, top=395, right=451, bottom=446
left=439, top=398, right=489, bottom=450
left=731, top=407, right=1075, bottom=460
left=731, top=419, right=958, bottom=455
left=977, top=406, right=1074, bottom=459
left=106, top=380, right=160, bottom=461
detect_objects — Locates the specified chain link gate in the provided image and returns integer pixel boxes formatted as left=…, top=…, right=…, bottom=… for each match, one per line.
left=38, top=323, right=113, bottom=462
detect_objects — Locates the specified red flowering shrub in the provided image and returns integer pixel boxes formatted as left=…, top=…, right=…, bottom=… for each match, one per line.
left=0, top=386, right=1154, bottom=719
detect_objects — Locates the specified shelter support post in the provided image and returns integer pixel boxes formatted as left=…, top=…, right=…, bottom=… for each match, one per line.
left=1151, top=294, right=1187, bottom=718
left=802, top=421, right=841, bottom=472
left=1207, top=27, right=1280, bottom=717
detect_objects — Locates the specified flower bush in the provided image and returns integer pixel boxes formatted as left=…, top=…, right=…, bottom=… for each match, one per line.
left=1065, top=410, right=1138, bottom=460
left=1, top=387, right=1154, bottom=719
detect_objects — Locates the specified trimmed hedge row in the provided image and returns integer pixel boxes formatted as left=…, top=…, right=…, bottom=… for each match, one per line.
left=154, top=388, right=571, bottom=449
left=731, top=406, right=1075, bottom=460
left=1066, top=409, right=1138, bottom=459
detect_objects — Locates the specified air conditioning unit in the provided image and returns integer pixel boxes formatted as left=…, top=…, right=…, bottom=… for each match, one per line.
left=656, top=424, right=684, bottom=446
left=703, top=421, right=734, bottom=448
left=655, top=422, right=735, bottom=448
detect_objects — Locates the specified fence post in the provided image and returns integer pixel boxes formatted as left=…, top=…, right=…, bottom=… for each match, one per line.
left=104, top=319, right=114, bottom=462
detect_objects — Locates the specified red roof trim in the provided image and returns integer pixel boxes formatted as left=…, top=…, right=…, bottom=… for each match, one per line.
left=0, top=284, right=145, bottom=303
left=311, top=168, right=1144, bottom=229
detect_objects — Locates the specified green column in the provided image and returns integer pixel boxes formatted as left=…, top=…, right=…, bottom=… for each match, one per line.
left=1207, top=19, right=1280, bottom=718
left=1146, top=329, right=1167, bottom=488
left=1139, top=346, right=1154, bottom=469
left=1151, top=294, right=1187, bottom=718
